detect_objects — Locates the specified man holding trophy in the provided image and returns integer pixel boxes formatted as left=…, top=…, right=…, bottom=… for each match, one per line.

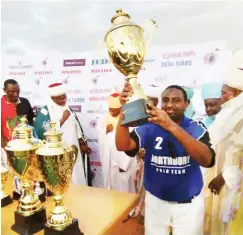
left=116, top=84, right=215, bottom=235
left=105, top=9, right=216, bottom=235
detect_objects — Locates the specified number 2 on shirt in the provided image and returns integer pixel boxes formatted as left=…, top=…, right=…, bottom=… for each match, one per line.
left=155, top=137, right=163, bottom=150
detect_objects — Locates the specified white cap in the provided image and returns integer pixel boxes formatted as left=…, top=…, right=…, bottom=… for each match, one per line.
left=108, top=93, right=121, bottom=108
left=224, top=50, right=243, bottom=91
left=224, top=67, right=243, bottom=91
left=48, top=83, right=66, bottom=97
left=144, top=85, right=161, bottom=98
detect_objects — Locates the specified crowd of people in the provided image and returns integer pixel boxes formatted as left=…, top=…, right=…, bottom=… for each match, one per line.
left=1, top=54, right=243, bottom=235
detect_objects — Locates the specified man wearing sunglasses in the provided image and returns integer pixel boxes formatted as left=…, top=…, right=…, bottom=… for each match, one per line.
left=116, top=83, right=215, bottom=235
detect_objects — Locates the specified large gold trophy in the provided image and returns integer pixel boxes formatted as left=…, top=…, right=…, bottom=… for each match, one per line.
left=36, top=121, right=83, bottom=235
left=105, top=9, right=150, bottom=127
left=5, top=117, right=46, bottom=234
left=1, top=166, right=13, bottom=207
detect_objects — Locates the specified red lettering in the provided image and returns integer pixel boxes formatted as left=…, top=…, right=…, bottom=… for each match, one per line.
left=91, top=69, right=112, bottom=73
left=61, top=70, right=81, bottom=74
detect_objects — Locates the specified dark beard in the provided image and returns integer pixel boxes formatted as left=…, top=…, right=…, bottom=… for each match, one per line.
left=168, top=113, right=182, bottom=123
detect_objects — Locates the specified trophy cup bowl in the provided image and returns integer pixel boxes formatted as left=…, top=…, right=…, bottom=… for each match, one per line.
left=105, top=9, right=150, bottom=127
left=36, top=121, right=83, bottom=235
left=5, top=116, right=46, bottom=234
left=1, top=166, right=13, bottom=207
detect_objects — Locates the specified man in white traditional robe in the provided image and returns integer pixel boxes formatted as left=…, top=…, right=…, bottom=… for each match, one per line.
left=35, top=83, right=90, bottom=186
left=203, top=57, right=243, bottom=235
left=98, top=93, right=137, bottom=193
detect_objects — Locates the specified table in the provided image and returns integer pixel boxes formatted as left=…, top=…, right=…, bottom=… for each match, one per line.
left=1, top=176, right=144, bottom=235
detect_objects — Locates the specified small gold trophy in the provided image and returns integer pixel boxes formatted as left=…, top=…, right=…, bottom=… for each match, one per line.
left=105, top=9, right=150, bottom=127
left=36, top=121, right=83, bottom=235
left=5, top=116, right=46, bottom=234
left=1, top=166, right=13, bottom=207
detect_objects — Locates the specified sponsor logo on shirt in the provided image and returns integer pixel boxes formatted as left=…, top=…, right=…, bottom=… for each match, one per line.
left=151, top=154, right=191, bottom=175
left=63, top=59, right=86, bottom=67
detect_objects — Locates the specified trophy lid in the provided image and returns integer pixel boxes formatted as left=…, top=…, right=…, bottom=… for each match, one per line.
left=5, top=116, right=38, bottom=152
left=105, top=8, right=142, bottom=41
left=111, top=9, right=130, bottom=23
left=44, top=121, right=63, bottom=143
left=36, top=121, right=66, bottom=156
left=15, top=116, right=32, bottom=140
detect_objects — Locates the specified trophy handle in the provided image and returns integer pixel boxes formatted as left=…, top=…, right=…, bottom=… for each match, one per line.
left=69, top=145, right=78, bottom=166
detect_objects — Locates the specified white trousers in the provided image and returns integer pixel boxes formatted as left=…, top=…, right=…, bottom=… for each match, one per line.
left=145, top=191, right=204, bottom=235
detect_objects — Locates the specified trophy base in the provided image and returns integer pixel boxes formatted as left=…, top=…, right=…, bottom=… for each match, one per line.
left=1, top=195, right=13, bottom=207
left=44, top=218, right=83, bottom=235
left=11, top=207, right=46, bottom=235
left=121, top=99, right=150, bottom=127
left=13, top=191, right=21, bottom=200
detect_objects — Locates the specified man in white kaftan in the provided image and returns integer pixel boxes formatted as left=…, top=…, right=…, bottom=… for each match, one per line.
left=98, top=93, right=137, bottom=193
left=203, top=56, right=243, bottom=235
left=35, top=83, right=88, bottom=186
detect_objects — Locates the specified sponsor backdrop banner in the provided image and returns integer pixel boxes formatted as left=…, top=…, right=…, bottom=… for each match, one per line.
left=1, top=40, right=228, bottom=187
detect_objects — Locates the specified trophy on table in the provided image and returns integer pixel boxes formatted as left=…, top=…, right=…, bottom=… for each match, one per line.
left=36, top=121, right=83, bottom=235
left=5, top=117, right=46, bottom=235
left=1, top=166, right=13, bottom=207
left=105, top=9, right=155, bottom=127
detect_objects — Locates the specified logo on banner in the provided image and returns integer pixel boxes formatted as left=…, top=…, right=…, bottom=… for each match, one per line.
left=204, top=51, right=218, bottom=65
left=63, top=59, right=86, bottom=67
left=61, top=70, right=81, bottom=75
left=92, top=76, right=99, bottom=85
left=9, top=72, right=25, bottom=76
left=42, top=58, right=48, bottom=66
left=90, top=150, right=99, bottom=158
left=90, top=161, right=102, bottom=167
left=91, top=59, right=110, bottom=66
left=89, top=88, right=111, bottom=102
left=87, top=138, right=99, bottom=143
left=91, top=68, right=112, bottom=73
left=154, top=76, right=166, bottom=84
left=66, top=89, right=82, bottom=94
left=62, top=76, right=70, bottom=84
left=90, top=88, right=112, bottom=94
left=67, top=97, right=85, bottom=103
left=144, top=58, right=155, bottom=63
left=90, top=119, right=98, bottom=128
left=87, top=104, right=107, bottom=114
left=34, top=77, right=42, bottom=85
left=69, top=105, right=82, bottom=112
left=34, top=71, right=52, bottom=75
left=9, top=61, right=32, bottom=69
